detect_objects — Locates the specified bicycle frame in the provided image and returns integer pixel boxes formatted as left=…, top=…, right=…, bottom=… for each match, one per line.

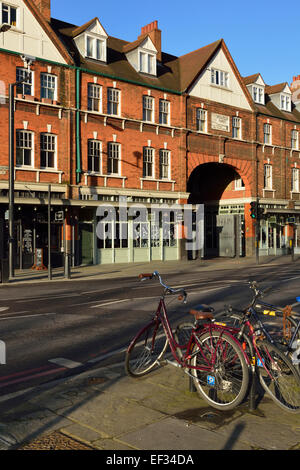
left=254, top=298, right=300, bottom=350
left=230, top=306, right=285, bottom=380
left=128, top=293, right=249, bottom=373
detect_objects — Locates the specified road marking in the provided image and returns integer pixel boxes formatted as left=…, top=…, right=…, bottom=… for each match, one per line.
left=88, top=346, right=127, bottom=364
left=15, top=293, right=81, bottom=303
left=0, top=365, right=52, bottom=382
left=90, top=299, right=130, bottom=308
left=0, top=312, right=56, bottom=321
left=281, top=276, right=300, bottom=282
left=49, top=358, right=82, bottom=369
left=0, top=366, right=66, bottom=388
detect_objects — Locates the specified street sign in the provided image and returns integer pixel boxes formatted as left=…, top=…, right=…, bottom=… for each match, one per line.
left=55, top=211, right=64, bottom=222
left=287, top=217, right=296, bottom=224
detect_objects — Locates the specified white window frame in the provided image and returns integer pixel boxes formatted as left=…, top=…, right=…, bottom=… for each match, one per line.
left=234, top=176, right=245, bottom=190
left=16, top=130, right=34, bottom=167
left=87, top=83, right=102, bottom=112
left=159, top=149, right=170, bottom=180
left=85, top=35, right=106, bottom=62
left=292, top=167, right=299, bottom=192
left=264, top=164, right=273, bottom=189
left=252, top=85, right=264, bottom=104
left=159, top=99, right=170, bottom=125
left=88, top=139, right=102, bottom=173
left=280, top=94, right=291, bottom=112
left=143, top=147, right=154, bottom=178
left=16, top=67, right=34, bottom=96
left=232, top=116, right=242, bottom=139
left=143, top=95, right=154, bottom=122
left=291, top=129, right=299, bottom=150
left=40, top=133, right=57, bottom=169
left=1, top=3, right=17, bottom=27
left=40, top=73, right=57, bottom=101
left=196, top=108, right=207, bottom=132
left=139, top=51, right=156, bottom=75
left=107, top=142, right=121, bottom=175
left=263, top=123, right=272, bottom=145
left=211, top=68, right=229, bottom=88
left=107, top=88, right=120, bottom=116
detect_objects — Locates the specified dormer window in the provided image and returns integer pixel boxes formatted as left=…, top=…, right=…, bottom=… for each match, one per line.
left=244, top=74, right=266, bottom=105
left=253, top=86, right=264, bottom=104
left=73, top=18, right=108, bottom=64
left=139, top=50, right=156, bottom=75
left=125, top=34, right=157, bottom=77
left=280, top=94, right=291, bottom=112
left=86, top=35, right=106, bottom=61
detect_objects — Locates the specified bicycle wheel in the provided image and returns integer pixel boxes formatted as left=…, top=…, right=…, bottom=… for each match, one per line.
left=256, top=340, right=300, bottom=413
left=284, top=316, right=300, bottom=372
left=190, top=330, right=249, bottom=411
left=174, top=322, right=194, bottom=360
left=125, top=320, right=169, bottom=377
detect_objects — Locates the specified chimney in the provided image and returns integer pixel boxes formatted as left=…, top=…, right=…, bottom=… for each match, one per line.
left=32, top=0, right=51, bottom=23
left=139, top=20, right=162, bottom=62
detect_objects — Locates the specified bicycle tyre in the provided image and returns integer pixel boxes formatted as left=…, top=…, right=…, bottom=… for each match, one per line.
left=190, top=330, right=249, bottom=411
left=174, top=322, right=194, bottom=360
left=125, top=320, right=169, bottom=377
left=256, top=339, right=300, bottom=413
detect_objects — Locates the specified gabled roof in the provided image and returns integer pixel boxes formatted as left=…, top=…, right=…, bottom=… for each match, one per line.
left=177, top=39, right=222, bottom=91
left=243, top=73, right=261, bottom=85
left=67, top=17, right=108, bottom=39
left=23, top=0, right=74, bottom=65
left=265, top=83, right=291, bottom=95
left=123, top=34, right=149, bottom=53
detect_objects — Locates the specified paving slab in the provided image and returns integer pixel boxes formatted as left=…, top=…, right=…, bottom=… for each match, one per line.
left=120, top=416, right=250, bottom=450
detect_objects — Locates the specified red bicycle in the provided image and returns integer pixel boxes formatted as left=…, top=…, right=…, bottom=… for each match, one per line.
left=125, top=271, right=250, bottom=411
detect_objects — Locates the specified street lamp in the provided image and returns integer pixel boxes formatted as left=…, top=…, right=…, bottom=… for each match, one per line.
left=8, top=55, right=35, bottom=277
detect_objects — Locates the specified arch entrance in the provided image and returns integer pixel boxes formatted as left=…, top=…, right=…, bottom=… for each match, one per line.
left=187, top=162, right=247, bottom=258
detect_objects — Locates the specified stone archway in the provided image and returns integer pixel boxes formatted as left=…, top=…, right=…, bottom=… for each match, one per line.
left=187, top=161, right=251, bottom=257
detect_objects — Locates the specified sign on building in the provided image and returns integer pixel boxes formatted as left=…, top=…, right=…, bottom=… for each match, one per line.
left=211, top=113, right=230, bottom=132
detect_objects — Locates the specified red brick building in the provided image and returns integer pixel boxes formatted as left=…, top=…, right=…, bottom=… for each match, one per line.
left=0, top=0, right=300, bottom=269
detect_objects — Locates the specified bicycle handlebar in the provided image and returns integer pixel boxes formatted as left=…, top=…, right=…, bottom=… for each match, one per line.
left=138, top=271, right=187, bottom=303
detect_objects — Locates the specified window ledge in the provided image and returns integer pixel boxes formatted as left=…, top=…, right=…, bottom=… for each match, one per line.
left=84, top=172, right=126, bottom=179
left=140, top=177, right=175, bottom=183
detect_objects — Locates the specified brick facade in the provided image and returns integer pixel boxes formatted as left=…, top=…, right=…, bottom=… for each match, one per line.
left=1, top=0, right=300, bottom=267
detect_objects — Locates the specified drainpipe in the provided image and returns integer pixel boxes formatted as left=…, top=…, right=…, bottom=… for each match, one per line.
left=75, top=68, right=81, bottom=184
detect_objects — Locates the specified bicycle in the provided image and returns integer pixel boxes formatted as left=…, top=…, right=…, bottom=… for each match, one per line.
left=125, top=271, right=250, bottom=411
left=243, top=282, right=300, bottom=372
left=216, top=282, right=300, bottom=413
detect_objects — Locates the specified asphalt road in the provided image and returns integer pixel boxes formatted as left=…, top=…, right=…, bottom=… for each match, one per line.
left=0, top=261, right=299, bottom=398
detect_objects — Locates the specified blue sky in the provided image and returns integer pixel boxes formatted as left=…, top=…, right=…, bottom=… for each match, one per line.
left=51, top=0, right=299, bottom=87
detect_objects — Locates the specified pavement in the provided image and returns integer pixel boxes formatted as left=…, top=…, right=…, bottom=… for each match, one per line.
left=0, top=254, right=299, bottom=452
left=6, top=252, right=300, bottom=285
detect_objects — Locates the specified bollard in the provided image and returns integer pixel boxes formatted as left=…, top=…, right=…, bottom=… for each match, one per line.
left=64, top=252, right=71, bottom=279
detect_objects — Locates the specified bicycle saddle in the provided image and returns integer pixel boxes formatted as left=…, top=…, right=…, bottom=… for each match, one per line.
left=189, top=304, right=215, bottom=320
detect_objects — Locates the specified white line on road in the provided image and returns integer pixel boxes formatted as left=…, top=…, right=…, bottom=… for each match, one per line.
left=90, top=299, right=130, bottom=308
left=280, top=276, right=300, bottom=283
left=48, top=358, right=82, bottom=369
left=88, top=346, right=127, bottom=364
left=15, top=293, right=81, bottom=303
left=0, top=312, right=57, bottom=321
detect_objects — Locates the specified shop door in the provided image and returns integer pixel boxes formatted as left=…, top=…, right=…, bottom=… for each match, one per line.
left=79, top=223, right=94, bottom=265
left=216, top=215, right=236, bottom=257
